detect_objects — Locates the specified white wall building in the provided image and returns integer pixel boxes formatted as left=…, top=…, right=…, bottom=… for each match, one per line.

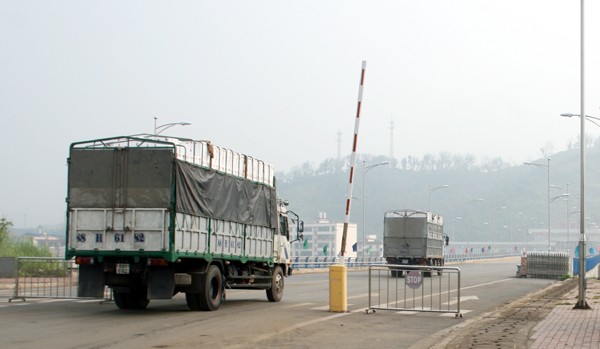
left=291, top=212, right=357, bottom=258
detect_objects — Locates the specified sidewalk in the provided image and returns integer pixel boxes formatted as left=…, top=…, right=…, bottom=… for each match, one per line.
left=529, top=278, right=600, bottom=348
left=420, top=276, right=600, bottom=348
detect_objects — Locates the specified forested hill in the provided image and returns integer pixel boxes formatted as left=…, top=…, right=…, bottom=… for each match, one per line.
left=277, top=142, right=600, bottom=243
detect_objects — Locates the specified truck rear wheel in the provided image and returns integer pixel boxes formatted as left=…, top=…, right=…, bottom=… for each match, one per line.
left=113, top=288, right=149, bottom=310
left=390, top=269, right=403, bottom=278
left=266, top=266, right=284, bottom=302
left=186, top=264, right=223, bottom=311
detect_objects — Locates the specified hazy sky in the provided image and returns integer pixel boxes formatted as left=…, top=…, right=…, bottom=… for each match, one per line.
left=2, top=1, right=600, bottom=228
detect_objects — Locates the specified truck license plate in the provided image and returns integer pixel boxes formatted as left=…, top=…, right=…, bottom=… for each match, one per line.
left=116, top=263, right=130, bottom=274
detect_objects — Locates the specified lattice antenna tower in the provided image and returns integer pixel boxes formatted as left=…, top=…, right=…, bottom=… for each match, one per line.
left=337, top=130, right=342, bottom=160
left=389, top=119, right=395, bottom=159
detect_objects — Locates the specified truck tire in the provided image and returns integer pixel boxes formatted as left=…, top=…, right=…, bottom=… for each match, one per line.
left=186, top=264, right=223, bottom=311
left=424, top=260, right=432, bottom=278
left=390, top=269, right=403, bottom=278
left=266, top=266, right=284, bottom=302
left=114, top=288, right=149, bottom=310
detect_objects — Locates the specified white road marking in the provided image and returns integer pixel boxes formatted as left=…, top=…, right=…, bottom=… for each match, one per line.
left=311, top=304, right=353, bottom=311
left=443, top=295, right=479, bottom=305
left=440, top=309, right=473, bottom=317
left=77, top=299, right=106, bottom=303
left=39, top=299, right=77, bottom=303
left=283, top=302, right=315, bottom=309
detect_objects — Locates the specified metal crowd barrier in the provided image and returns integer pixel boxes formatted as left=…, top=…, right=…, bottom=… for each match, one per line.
left=8, top=257, right=110, bottom=302
left=367, top=264, right=462, bottom=318
left=526, top=251, right=572, bottom=279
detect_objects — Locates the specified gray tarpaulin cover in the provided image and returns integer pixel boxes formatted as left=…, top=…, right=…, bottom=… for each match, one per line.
left=69, top=148, right=277, bottom=229
left=175, top=160, right=277, bottom=229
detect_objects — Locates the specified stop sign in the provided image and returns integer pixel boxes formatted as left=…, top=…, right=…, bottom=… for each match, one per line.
left=406, top=271, right=423, bottom=289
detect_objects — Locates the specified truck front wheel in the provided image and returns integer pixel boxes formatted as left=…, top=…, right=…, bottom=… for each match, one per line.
left=186, top=264, right=223, bottom=311
left=266, top=266, right=284, bottom=302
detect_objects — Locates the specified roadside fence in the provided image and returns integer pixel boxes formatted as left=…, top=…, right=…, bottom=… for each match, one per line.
left=445, top=252, right=519, bottom=262
left=7, top=257, right=110, bottom=302
left=366, top=264, right=462, bottom=318
left=291, top=256, right=385, bottom=270
left=291, top=252, right=517, bottom=271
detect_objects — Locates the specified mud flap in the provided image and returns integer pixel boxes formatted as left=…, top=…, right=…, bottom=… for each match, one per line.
left=78, top=264, right=105, bottom=298
left=148, top=267, right=175, bottom=299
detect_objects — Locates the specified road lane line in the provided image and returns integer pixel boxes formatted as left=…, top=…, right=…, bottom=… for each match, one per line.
left=362, top=278, right=513, bottom=313
left=348, top=293, right=374, bottom=299
left=311, top=304, right=353, bottom=311
left=283, top=302, right=315, bottom=309
left=229, top=312, right=351, bottom=348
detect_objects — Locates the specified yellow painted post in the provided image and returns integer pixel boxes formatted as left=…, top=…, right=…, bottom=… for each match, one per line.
left=329, top=264, right=347, bottom=312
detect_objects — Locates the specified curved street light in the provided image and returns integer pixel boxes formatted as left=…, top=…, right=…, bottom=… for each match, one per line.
left=466, top=196, right=483, bottom=254
left=154, top=116, right=191, bottom=135
left=524, top=159, right=551, bottom=252
left=428, top=184, right=449, bottom=212
left=561, top=113, right=600, bottom=128
left=551, top=184, right=571, bottom=253
left=361, top=160, right=389, bottom=259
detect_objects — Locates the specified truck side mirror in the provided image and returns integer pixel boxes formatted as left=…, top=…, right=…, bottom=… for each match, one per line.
left=298, top=221, right=304, bottom=233
left=445, top=236, right=449, bottom=246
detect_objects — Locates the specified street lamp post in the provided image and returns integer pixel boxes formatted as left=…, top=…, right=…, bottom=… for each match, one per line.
left=524, top=159, right=551, bottom=251
left=560, top=109, right=600, bottom=308
left=494, top=206, right=512, bottom=243
left=568, top=209, right=580, bottom=255
left=154, top=116, right=191, bottom=135
left=550, top=193, right=570, bottom=251
left=466, top=197, right=483, bottom=254
left=577, top=0, right=587, bottom=308
left=551, top=184, right=570, bottom=252
left=362, top=160, right=389, bottom=259
left=450, top=217, right=462, bottom=243
left=428, top=184, right=449, bottom=212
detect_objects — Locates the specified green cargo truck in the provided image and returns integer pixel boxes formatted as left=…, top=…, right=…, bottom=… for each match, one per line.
left=66, top=135, right=303, bottom=311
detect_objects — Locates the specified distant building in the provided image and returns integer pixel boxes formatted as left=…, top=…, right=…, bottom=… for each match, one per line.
left=291, top=212, right=357, bottom=258
left=363, top=234, right=384, bottom=258
left=27, top=228, right=65, bottom=257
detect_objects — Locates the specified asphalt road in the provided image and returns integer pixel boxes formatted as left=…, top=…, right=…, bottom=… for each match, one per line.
left=0, top=258, right=554, bottom=349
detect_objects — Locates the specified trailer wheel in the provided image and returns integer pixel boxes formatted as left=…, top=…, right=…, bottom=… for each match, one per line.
left=186, top=264, right=223, bottom=311
left=113, top=288, right=149, bottom=310
left=266, top=266, right=284, bottom=302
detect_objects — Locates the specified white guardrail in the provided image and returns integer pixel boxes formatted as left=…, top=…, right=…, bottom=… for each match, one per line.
left=291, top=252, right=519, bottom=271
